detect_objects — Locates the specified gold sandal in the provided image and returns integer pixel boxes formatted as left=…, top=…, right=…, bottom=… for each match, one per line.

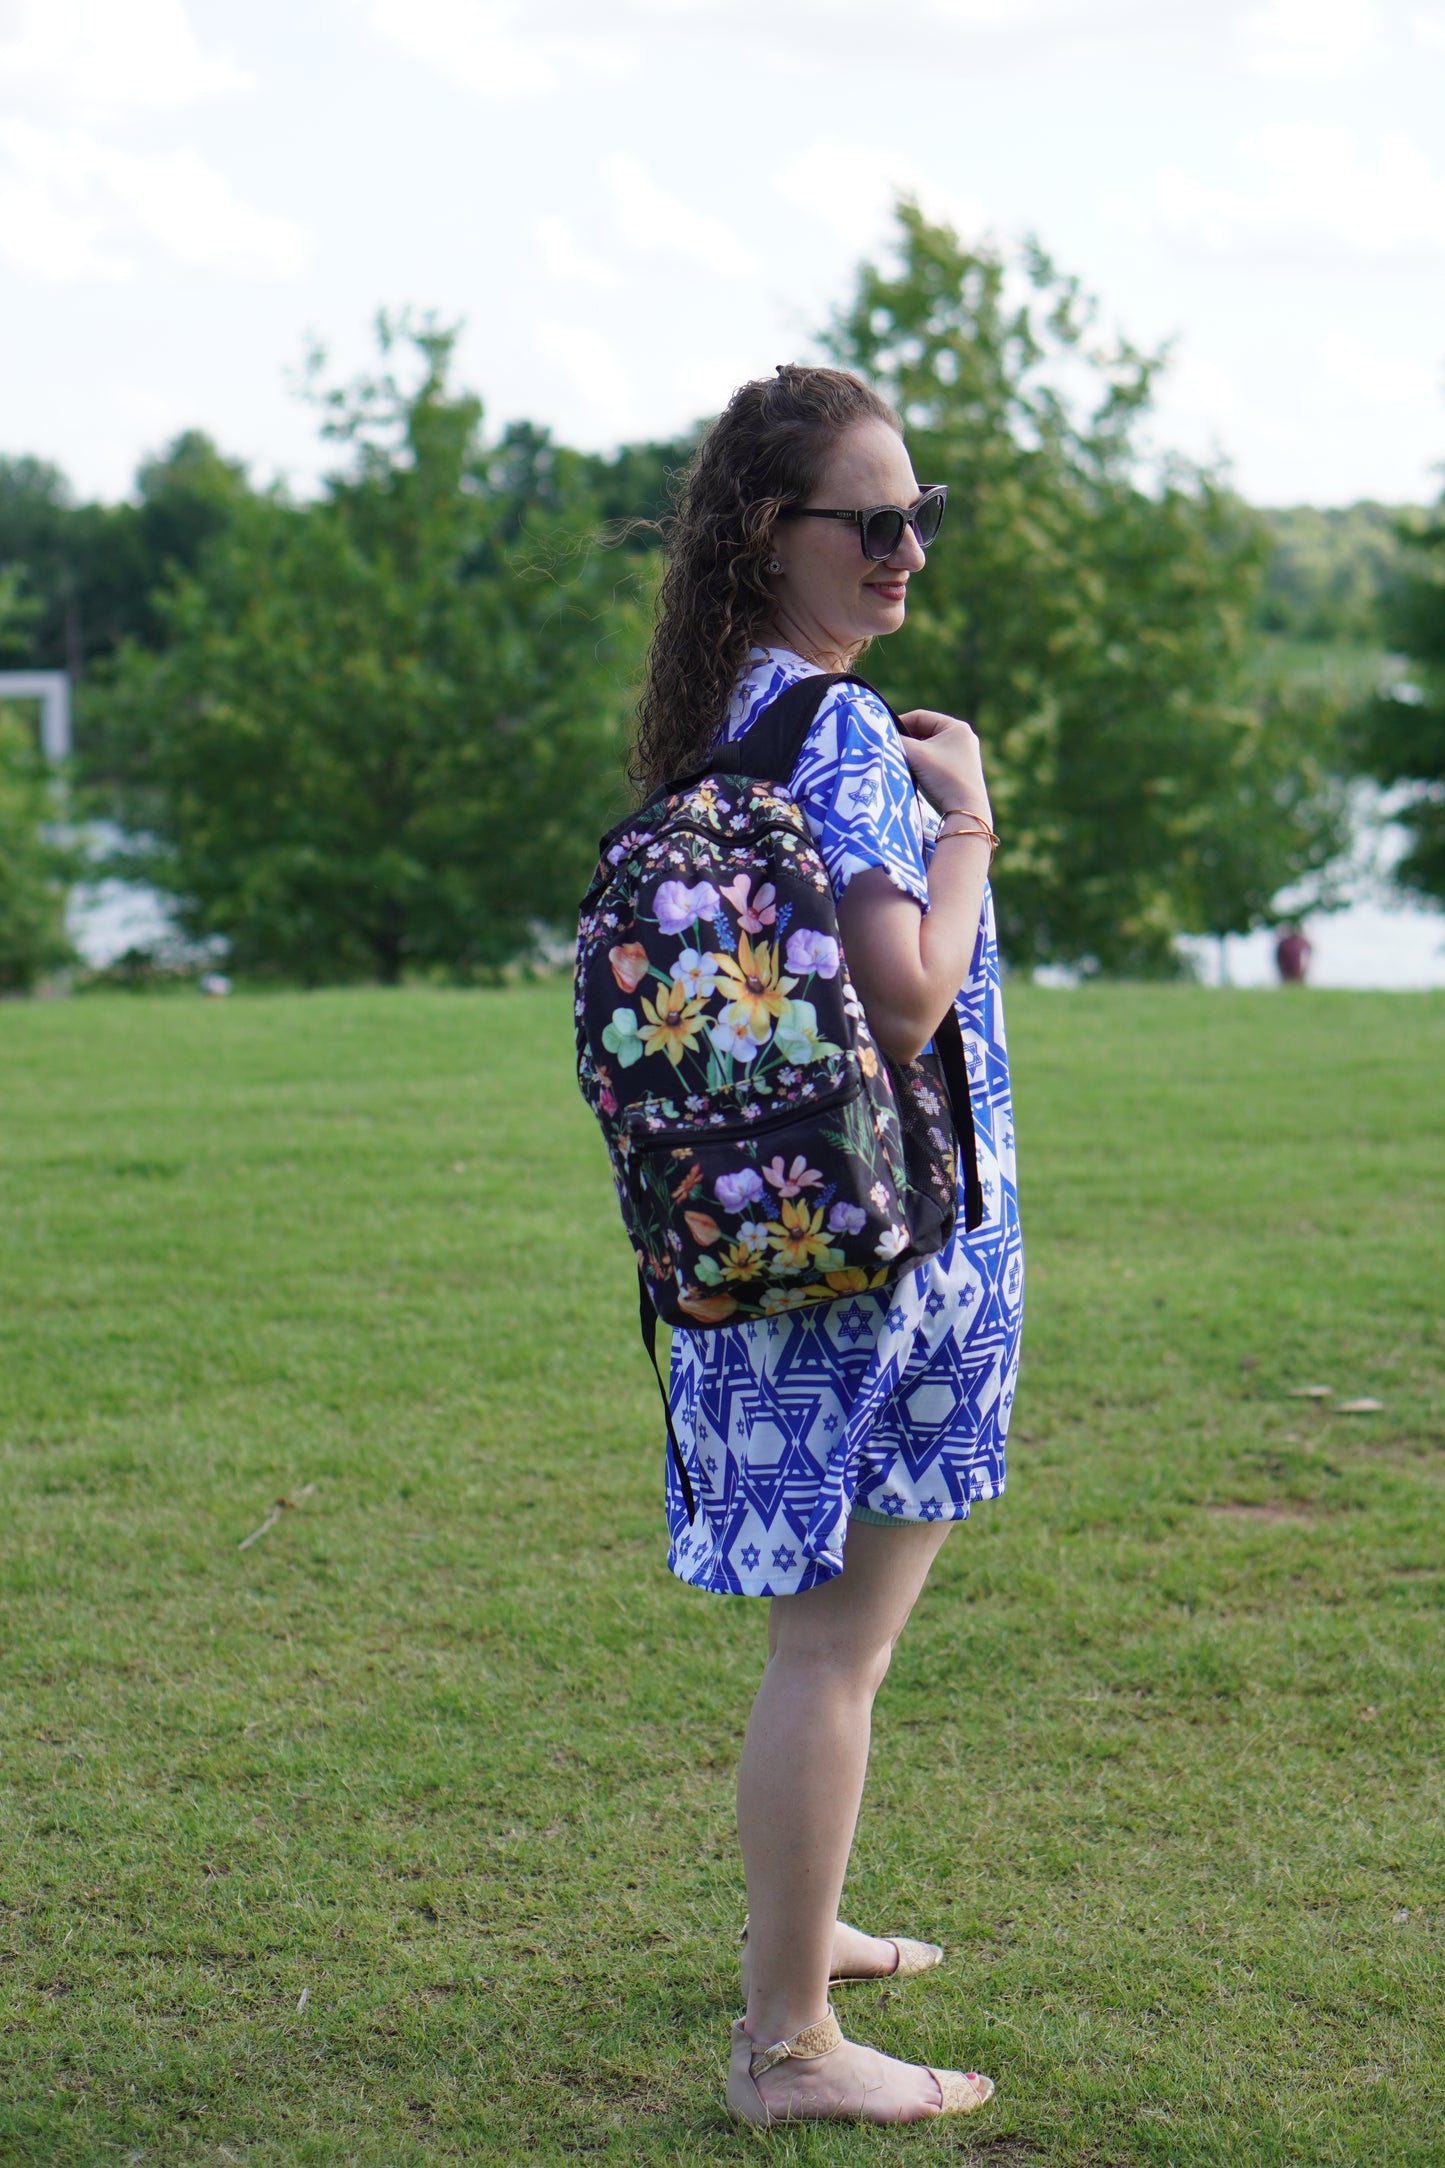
left=739, top=1913, right=944, bottom=1999
left=726, top=2004, right=994, bottom=2127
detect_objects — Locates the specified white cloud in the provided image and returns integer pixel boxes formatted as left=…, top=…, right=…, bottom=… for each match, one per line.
left=537, top=320, right=632, bottom=416
left=0, top=120, right=306, bottom=280
left=672, top=354, right=768, bottom=414
left=536, top=216, right=619, bottom=289
left=925, top=0, right=1082, bottom=18
left=1322, top=333, right=1440, bottom=406
left=1158, top=125, right=1445, bottom=258
left=545, top=35, right=638, bottom=79
left=361, top=0, right=554, bottom=95
left=1241, top=0, right=1378, bottom=75
left=604, top=155, right=757, bottom=276
left=357, top=0, right=637, bottom=97
left=776, top=140, right=985, bottom=252
left=0, top=0, right=248, bottom=111
left=1412, top=7, right=1445, bottom=47
left=1162, top=352, right=1239, bottom=426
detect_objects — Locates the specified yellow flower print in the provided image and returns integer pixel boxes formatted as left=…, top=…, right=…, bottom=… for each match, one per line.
left=712, top=932, right=795, bottom=1044
left=766, top=1197, right=833, bottom=1273
left=719, top=1239, right=769, bottom=1282
left=640, top=979, right=707, bottom=1067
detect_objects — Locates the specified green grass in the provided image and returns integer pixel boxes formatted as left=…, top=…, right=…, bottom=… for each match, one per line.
left=2, top=982, right=1443, bottom=2167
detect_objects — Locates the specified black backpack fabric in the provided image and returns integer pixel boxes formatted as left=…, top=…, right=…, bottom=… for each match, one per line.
left=574, top=672, right=983, bottom=1512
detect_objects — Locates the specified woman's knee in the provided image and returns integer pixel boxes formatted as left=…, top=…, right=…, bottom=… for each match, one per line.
left=768, top=1617, right=896, bottom=1700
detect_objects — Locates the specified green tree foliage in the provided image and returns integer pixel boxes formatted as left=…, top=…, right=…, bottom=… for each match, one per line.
left=0, top=709, right=74, bottom=991
left=828, top=206, right=1349, bottom=972
left=1258, top=502, right=1411, bottom=646
left=0, top=574, right=74, bottom=990
left=1357, top=507, right=1445, bottom=904
left=86, top=319, right=645, bottom=982
left=0, top=435, right=253, bottom=673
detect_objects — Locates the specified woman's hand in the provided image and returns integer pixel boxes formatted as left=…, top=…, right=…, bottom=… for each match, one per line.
left=836, top=707, right=993, bottom=1065
left=896, top=709, right=991, bottom=824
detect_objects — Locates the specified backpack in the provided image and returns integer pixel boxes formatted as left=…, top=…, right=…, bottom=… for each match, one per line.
left=574, top=672, right=983, bottom=1515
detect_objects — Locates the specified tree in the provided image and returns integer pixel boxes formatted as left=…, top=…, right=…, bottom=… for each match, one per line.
left=0, top=571, right=74, bottom=990
left=827, top=206, right=1349, bottom=972
left=85, top=318, right=646, bottom=981
left=0, top=435, right=254, bottom=673
left=1258, top=503, right=1412, bottom=646
left=1357, top=506, right=1445, bottom=905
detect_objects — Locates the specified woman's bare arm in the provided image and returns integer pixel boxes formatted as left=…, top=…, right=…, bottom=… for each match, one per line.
left=835, top=707, right=993, bottom=1065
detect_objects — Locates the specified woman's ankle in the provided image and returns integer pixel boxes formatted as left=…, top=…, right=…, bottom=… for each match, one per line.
left=742, top=1997, right=831, bottom=2048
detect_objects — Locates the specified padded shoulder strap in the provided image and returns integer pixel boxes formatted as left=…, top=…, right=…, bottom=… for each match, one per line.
left=724, top=670, right=880, bottom=784
left=659, top=670, right=887, bottom=801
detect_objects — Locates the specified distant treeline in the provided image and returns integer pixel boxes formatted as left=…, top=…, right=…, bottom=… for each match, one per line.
left=1, top=205, right=1441, bottom=993
left=0, top=438, right=1419, bottom=681
left=1257, top=503, right=1416, bottom=647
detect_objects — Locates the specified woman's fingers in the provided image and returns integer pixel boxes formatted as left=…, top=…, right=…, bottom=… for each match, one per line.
left=897, top=706, right=966, bottom=741
left=897, top=711, right=991, bottom=818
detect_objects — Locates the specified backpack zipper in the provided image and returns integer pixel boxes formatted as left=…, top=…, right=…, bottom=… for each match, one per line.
left=592, top=809, right=818, bottom=895
left=625, top=1073, right=859, bottom=1151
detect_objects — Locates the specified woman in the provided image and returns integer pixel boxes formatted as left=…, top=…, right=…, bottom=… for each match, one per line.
left=631, top=365, right=1024, bottom=2125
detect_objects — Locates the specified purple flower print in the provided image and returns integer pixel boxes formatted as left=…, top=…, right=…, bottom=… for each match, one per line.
left=827, top=1202, right=867, bottom=1236
left=715, top=1168, right=766, bottom=1212
left=785, top=928, right=840, bottom=978
left=655, top=879, right=721, bottom=934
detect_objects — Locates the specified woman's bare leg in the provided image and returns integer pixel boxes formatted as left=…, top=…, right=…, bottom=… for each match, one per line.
left=736, top=1518, right=955, bottom=2121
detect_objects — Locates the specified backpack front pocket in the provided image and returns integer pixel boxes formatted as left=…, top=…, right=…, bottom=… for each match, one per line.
left=626, top=1081, right=920, bottom=1328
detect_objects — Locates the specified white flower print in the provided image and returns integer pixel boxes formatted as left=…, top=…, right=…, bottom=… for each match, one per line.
left=674, top=946, right=719, bottom=1000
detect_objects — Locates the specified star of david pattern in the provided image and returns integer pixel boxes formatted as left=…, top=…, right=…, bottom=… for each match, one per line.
left=665, top=647, right=1024, bottom=1598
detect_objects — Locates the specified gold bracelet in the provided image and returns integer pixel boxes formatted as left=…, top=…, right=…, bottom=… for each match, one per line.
left=935, top=809, right=999, bottom=861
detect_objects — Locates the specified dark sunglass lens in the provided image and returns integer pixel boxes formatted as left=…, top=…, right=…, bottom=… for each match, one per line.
left=913, top=491, right=945, bottom=546
left=861, top=508, right=905, bottom=560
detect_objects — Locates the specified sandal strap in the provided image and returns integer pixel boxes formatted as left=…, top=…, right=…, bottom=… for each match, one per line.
left=748, top=2006, right=844, bottom=2078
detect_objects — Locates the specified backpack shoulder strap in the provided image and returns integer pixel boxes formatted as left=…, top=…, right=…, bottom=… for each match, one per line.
left=723, top=670, right=868, bottom=782
left=659, top=670, right=890, bottom=802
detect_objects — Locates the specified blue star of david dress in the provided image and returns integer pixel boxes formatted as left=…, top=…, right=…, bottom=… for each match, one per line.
left=664, top=645, right=1024, bottom=1598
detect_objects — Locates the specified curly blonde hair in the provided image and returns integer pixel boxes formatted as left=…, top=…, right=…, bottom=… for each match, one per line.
left=630, top=364, right=900, bottom=797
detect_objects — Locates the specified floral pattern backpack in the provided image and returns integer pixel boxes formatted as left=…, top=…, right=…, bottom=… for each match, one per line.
left=575, top=673, right=983, bottom=1515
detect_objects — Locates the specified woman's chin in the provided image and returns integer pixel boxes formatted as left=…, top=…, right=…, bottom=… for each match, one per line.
left=858, top=596, right=907, bottom=638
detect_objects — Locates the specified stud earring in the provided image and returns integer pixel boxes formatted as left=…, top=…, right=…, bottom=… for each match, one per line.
left=766, top=558, right=782, bottom=574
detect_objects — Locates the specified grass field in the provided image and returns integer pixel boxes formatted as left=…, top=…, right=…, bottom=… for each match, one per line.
left=2, top=981, right=1443, bottom=2168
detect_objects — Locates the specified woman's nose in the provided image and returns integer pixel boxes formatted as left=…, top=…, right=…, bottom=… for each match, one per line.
left=889, top=521, right=928, bottom=572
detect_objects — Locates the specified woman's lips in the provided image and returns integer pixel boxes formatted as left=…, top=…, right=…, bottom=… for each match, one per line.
left=866, top=580, right=907, bottom=602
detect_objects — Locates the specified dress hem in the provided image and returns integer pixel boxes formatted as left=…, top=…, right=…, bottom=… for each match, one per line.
left=665, top=1478, right=1005, bottom=1599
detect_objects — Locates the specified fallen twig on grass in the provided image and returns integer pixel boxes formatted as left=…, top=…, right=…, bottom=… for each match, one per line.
left=238, top=1483, right=316, bottom=1550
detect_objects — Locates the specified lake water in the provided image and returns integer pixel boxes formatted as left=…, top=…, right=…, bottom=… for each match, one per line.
left=70, top=876, right=1445, bottom=992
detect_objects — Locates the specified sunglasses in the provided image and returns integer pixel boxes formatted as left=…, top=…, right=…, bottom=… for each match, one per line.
left=780, top=483, right=948, bottom=562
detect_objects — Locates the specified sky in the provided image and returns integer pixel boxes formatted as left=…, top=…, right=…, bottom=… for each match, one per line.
left=1, top=0, right=1444, bottom=509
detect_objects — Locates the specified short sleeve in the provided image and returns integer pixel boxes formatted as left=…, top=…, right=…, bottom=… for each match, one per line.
left=789, top=683, right=929, bottom=912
